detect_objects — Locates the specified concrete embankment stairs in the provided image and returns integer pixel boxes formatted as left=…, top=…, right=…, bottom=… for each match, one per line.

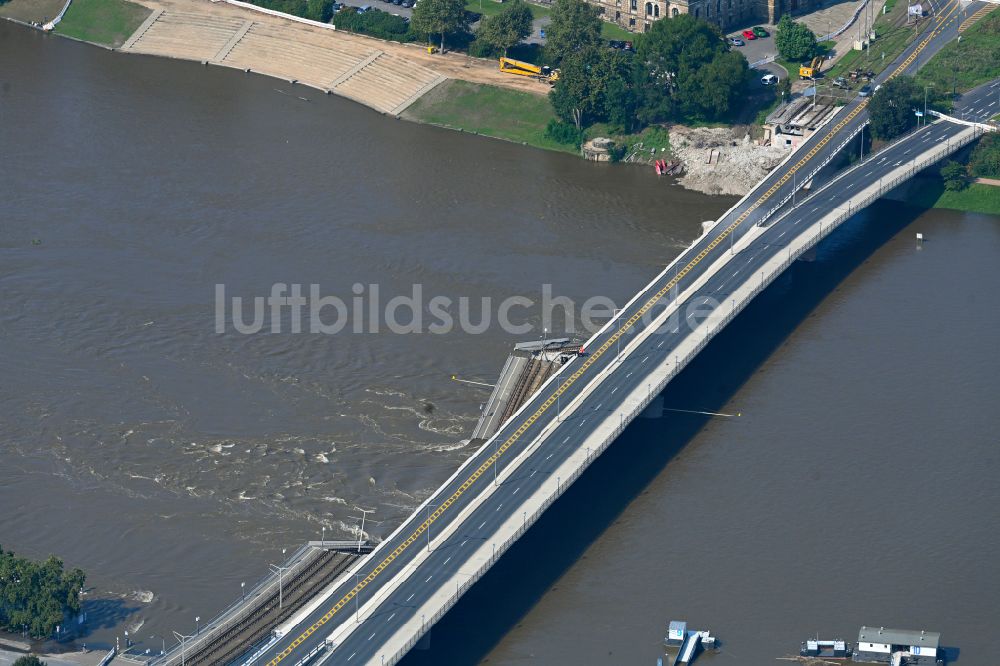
left=119, top=9, right=445, bottom=114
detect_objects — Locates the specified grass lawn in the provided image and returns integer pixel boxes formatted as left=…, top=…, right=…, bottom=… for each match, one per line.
left=906, top=180, right=1000, bottom=215
left=600, top=21, right=634, bottom=41
left=825, top=1, right=919, bottom=82
left=915, top=10, right=1000, bottom=95
left=0, top=0, right=67, bottom=24
left=402, top=79, right=577, bottom=153
left=55, top=0, right=150, bottom=48
left=466, top=0, right=550, bottom=19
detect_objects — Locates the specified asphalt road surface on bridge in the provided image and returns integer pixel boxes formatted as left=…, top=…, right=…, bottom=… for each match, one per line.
left=254, top=3, right=990, bottom=663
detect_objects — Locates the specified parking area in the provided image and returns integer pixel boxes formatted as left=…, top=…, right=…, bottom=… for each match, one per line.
left=727, top=24, right=777, bottom=66
left=341, top=0, right=413, bottom=19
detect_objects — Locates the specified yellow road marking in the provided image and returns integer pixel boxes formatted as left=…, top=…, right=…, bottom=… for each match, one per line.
left=959, top=4, right=995, bottom=32
left=264, top=3, right=964, bottom=664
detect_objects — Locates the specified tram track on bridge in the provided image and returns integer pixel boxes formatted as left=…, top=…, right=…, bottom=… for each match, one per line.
left=261, top=2, right=971, bottom=664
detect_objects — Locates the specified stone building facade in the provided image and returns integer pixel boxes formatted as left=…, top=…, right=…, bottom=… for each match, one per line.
left=589, top=0, right=800, bottom=33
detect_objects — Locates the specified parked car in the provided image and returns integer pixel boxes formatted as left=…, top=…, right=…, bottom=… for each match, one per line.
left=742, top=29, right=757, bottom=40
left=752, top=26, right=769, bottom=37
left=832, top=76, right=849, bottom=89
left=858, top=84, right=872, bottom=97
left=609, top=40, right=625, bottom=49
left=761, top=73, right=779, bottom=85
left=729, top=37, right=745, bottom=46
left=401, top=0, right=413, bottom=6
left=624, top=40, right=634, bottom=50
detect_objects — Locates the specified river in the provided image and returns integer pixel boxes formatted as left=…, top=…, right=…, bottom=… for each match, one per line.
left=1, top=20, right=998, bottom=665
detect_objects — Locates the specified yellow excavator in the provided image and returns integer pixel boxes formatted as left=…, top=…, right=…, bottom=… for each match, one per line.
left=499, top=57, right=559, bottom=84
left=799, top=56, right=824, bottom=79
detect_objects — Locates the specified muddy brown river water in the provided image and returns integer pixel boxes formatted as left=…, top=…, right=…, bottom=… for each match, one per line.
left=1, top=21, right=998, bottom=665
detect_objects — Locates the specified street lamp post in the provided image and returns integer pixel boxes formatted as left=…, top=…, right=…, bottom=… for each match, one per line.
left=173, top=631, right=193, bottom=666
left=924, top=84, right=934, bottom=127
left=425, top=503, right=439, bottom=552
left=355, top=573, right=362, bottom=624
left=353, top=508, right=375, bottom=553
left=269, top=563, right=291, bottom=608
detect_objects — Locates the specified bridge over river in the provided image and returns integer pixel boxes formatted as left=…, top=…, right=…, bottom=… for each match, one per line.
left=148, top=2, right=996, bottom=664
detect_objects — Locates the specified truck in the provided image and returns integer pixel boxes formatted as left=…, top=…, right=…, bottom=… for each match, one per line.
left=799, top=56, right=824, bottom=79
left=498, top=57, right=559, bottom=83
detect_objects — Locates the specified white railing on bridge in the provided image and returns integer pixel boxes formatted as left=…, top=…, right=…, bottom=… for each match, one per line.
left=381, top=121, right=982, bottom=666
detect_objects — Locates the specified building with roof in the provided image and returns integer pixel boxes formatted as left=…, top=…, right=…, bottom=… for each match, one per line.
left=585, top=0, right=811, bottom=33
left=854, top=626, right=941, bottom=664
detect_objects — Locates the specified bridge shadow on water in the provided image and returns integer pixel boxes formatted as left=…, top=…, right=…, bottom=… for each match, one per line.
left=400, top=200, right=923, bottom=666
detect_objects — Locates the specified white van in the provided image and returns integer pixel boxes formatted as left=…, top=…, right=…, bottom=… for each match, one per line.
left=760, top=73, right=778, bottom=86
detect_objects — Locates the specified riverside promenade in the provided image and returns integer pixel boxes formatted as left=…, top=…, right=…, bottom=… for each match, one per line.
left=119, top=0, right=548, bottom=115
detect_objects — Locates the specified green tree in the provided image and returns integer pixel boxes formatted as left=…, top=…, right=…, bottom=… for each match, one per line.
left=635, top=15, right=747, bottom=123
left=13, top=657, right=46, bottom=666
left=411, top=0, right=469, bottom=52
left=969, top=133, right=1000, bottom=178
left=868, top=76, right=922, bottom=140
left=545, top=0, right=602, bottom=65
left=477, top=0, right=533, bottom=56
left=941, top=160, right=968, bottom=191
left=774, top=14, right=818, bottom=62
left=549, top=46, right=635, bottom=130
left=305, top=0, right=334, bottom=22
left=0, top=548, right=86, bottom=640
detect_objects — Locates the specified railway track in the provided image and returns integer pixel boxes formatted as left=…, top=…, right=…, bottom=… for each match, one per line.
left=176, top=550, right=357, bottom=666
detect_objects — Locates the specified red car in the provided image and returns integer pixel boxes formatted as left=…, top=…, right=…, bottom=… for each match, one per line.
left=742, top=29, right=757, bottom=40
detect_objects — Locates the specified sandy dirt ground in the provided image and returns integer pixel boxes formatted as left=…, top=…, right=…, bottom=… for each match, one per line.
left=668, top=124, right=792, bottom=196
left=132, top=0, right=551, bottom=96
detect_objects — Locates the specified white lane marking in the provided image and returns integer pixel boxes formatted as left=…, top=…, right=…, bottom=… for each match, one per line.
left=512, top=487, right=520, bottom=496
left=406, top=593, right=415, bottom=602
left=461, top=540, right=467, bottom=548
left=387, top=612, right=396, bottom=623
left=529, top=469, right=537, bottom=478
left=425, top=575, right=433, bottom=583
left=594, top=403, right=602, bottom=410
left=903, top=149, right=911, bottom=155
left=611, top=386, right=619, bottom=394
left=626, top=372, right=633, bottom=378
left=368, top=632, right=376, bottom=641
left=641, top=356, right=649, bottom=364
left=546, top=453, right=554, bottom=460
left=348, top=652, right=357, bottom=661
left=936, top=135, right=946, bottom=142
left=443, top=557, right=451, bottom=565
left=495, top=503, right=503, bottom=512
left=478, top=521, right=486, bottom=530
left=578, top=418, right=587, bottom=427
left=563, top=436, right=570, bottom=444
left=656, top=341, right=664, bottom=349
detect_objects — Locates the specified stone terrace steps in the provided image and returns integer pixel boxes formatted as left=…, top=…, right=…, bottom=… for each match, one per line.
left=127, top=11, right=248, bottom=61
left=334, top=52, right=442, bottom=114
left=222, top=23, right=377, bottom=86
left=118, top=8, right=445, bottom=115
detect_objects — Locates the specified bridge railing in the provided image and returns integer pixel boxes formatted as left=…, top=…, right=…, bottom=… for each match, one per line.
left=151, top=543, right=318, bottom=666
left=381, top=122, right=982, bottom=666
